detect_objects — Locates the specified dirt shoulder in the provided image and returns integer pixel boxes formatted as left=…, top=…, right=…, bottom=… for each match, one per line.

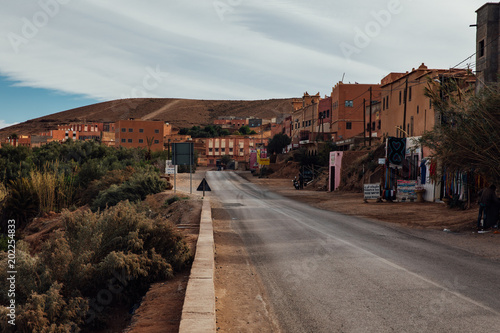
left=212, top=198, right=281, bottom=332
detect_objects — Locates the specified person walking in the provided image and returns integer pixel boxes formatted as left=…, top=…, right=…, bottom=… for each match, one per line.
left=477, top=184, right=497, bottom=231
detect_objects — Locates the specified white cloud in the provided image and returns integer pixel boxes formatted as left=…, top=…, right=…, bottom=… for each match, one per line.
left=0, top=120, right=19, bottom=130
left=0, top=0, right=488, bottom=104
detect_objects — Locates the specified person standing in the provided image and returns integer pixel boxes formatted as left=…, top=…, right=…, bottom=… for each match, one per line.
left=477, top=184, right=497, bottom=231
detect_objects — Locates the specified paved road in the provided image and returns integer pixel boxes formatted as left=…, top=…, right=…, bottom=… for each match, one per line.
left=207, top=171, right=500, bottom=333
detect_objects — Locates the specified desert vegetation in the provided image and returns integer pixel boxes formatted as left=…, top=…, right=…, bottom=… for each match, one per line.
left=0, top=139, right=192, bottom=332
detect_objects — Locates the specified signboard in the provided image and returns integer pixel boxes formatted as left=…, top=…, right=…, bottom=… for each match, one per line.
left=259, top=158, right=270, bottom=165
left=165, top=160, right=177, bottom=174
left=172, top=142, right=194, bottom=165
left=257, top=148, right=268, bottom=166
left=330, top=151, right=336, bottom=167
left=396, top=180, right=417, bottom=202
left=364, top=184, right=380, bottom=200
left=249, top=149, right=258, bottom=170
left=378, top=158, right=386, bottom=165
left=196, top=178, right=211, bottom=192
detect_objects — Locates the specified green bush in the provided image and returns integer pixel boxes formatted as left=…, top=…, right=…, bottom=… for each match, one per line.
left=76, top=167, right=136, bottom=206
left=91, top=168, right=167, bottom=211
left=0, top=201, right=191, bottom=331
left=3, top=178, right=39, bottom=229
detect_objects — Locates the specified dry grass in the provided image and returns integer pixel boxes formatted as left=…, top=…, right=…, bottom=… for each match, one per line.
left=30, top=162, right=75, bottom=213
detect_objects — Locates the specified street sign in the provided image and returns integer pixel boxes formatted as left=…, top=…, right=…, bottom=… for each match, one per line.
left=165, top=160, right=177, bottom=174
left=197, top=178, right=211, bottom=196
left=172, top=142, right=194, bottom=165
left=364, top=184, right=380, bottom=200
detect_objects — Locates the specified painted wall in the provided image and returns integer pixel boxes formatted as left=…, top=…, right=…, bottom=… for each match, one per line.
left=329, top=151, right=344, bottom=191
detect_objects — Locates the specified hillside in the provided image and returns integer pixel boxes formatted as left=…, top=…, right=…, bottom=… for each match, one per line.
left=0, top=97, right=293, bottom=138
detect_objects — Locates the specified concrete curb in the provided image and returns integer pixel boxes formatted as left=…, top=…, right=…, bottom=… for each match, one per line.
left=179, top=198, right=216, bottom=332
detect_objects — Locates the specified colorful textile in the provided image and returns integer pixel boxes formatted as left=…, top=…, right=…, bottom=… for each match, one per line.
left=420, top=159, right=426, bottom=184
left=388, top=137, right=406, bottom=165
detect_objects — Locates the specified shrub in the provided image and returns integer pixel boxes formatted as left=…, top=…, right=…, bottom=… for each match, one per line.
left=3, top=178, right=39, bottom=229
left=91, top=168, right=167, bottom=211
left=30, top=163, right=76, bottom=214
left=76, top=167, right=135, bottom=206
left=0, top=201, right=191, bottom=331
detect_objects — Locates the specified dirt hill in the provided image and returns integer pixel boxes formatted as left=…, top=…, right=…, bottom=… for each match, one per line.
left=0, top=97, right=293, bottom=138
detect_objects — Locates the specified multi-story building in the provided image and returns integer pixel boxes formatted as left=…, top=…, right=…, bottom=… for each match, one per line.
left=290, top=92, right=320, bottom=144
left=205, top=136, right=265, bottom=167
left=214, top=117, right=249, bottom=129
left=115, top=119, right=166, bottom=151
left=475, top=2, right=500, bottom=92
left=379, top=63, right=475, bottom=138
left=330, top=82, right=380, bottom=142
left=317, top=96, right=332, bottom=141
left=364, top=100, right=381, bottom=142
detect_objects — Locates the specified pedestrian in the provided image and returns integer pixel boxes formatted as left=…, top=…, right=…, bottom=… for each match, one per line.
left=477, top=184, right=497, bottom=231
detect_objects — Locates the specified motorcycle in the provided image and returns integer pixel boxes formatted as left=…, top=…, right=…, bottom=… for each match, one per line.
left=293, top=177, right=300, bottom=190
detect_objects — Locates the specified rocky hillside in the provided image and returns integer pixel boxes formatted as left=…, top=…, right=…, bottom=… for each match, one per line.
left=0, top=97, right=293, bottom=138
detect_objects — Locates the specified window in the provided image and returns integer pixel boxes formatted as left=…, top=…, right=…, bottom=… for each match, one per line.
left=215, top=148, right=219, bottom=152
left=378, top=120, right=381, bottom=129
left=409, top=87, right=412, bottom=101
left=221, top=148, right=225, bottom=153
left=128, top=139, right=132, bottom=143
left=154, top=129, right=160, bottom=134
left=327, top=110, right=330, bottom=118
left=154, top=140, right=159, bottom=144
left=479, top=39, right=485, bottom=57
left=121, top=138, right=126, bottom=143
left=209, top=148, right=213, bottom=152
left=399, top=91, right=402, bottom=105
left=121, top=128, right=126, bottom=132
left=386, top=96, right=389, bottom=108
left=383, top=98, right=385, bottom=110
left=429, top=98, right=432, bottom=109
left=346, top=122, right=352, bottom=130
left=139, top=139, right=144, bottom=143
left=345, top=100, right=353, bottom=107
left=229, top=148, right=233, bottom=152
left=139, top=128, right=144, bottom=133
left=417, top=106, right=419, bottom=114
left=129, top=128, right=133, bottom=132
left=372, top=122, right=375, bottom=130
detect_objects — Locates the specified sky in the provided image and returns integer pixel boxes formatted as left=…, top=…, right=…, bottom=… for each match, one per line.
left=0, top=0, right=486, bottom=129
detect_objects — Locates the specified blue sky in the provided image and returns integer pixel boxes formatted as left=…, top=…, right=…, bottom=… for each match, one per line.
left=0, top=0, right=486, bottom=129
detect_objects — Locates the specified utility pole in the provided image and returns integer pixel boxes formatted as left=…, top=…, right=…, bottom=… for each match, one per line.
left=363, top=98, right=366, bottom=146
left=369, top=86, right=373, bottom=146
left=403, top=76, right=408, bottom=138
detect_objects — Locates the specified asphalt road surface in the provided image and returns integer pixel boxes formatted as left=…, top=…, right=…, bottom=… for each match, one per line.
left=207, top=171, right=500, bottom=333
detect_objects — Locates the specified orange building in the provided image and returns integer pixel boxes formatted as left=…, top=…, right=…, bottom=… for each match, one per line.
left=380, top=63, right=475, bottom=138
left=213, top=118, right=249, bottom=129
left=115, top=119, right=166, bottom=151
left=206, top=136, right=265, bottom=167
left=290, top=92, right=320, bottom=144
left=330, top=82, right=380, bottom=142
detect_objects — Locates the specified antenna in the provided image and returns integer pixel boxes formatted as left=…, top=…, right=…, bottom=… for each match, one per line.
left=341, top=73, right=345, bottom=83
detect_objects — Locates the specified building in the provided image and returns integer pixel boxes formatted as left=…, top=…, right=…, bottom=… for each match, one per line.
left=475, top=2, right=500, bottom=91
left=205, top=136, right=265, bottom=167
left=364, top=100, right=381, bottom=143
left=330, top=82, right=380, bottom=142
left=214, top=117, right=249, bottom=129
left=380, top=63, right=475, bottom=138
left=317, top=96, right=332, bottom=141
left=115, top=119, right=166, bottom=151
left=290, top=92, right=320, bottom=144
